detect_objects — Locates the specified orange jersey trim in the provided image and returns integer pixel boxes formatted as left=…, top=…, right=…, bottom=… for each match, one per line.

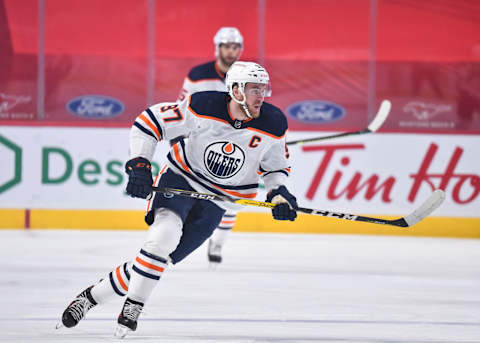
left=188, top=98, right=230, bottom=126
left=138, top=113, right=162, bottom=141
left=147, top=165, right=167, bottom=213
left=210, top=183, right=257, bottom=199
left=227, top=104, right=236, bottom=121
left=173, top=143, right=191, bottom=173
left=214, top=61, right=226, bottom=79
left=159, top=164, right=168, bottom=175
left=188, top=96, right=285, bottom=139
left=246, top=127, right=287, bottom=140
left=226, top=105, right=253, bottom=124
left=188, top=96, right=288, bottom=139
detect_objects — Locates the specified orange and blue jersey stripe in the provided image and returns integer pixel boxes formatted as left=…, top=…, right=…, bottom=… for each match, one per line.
left=132, top=249, right=168, bottom=281
left=258, top=165, right=291, bottom=178
left=133, top=108, right=164, bottom=141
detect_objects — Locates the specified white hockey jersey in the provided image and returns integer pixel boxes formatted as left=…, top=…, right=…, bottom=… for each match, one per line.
left=177, top=61, right=226, bottom=102
left=130, top=91, right=291, bottom=211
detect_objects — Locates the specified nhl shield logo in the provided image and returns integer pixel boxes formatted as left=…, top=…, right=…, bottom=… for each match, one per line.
left=204, top=142, right=245, bottom=179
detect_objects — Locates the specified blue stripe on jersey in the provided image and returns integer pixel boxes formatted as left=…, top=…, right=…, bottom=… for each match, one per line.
left=263, top=170, right=289, bottom=177
left=109, top=272, right=125, bottom=296
left=178, top=139, right=259, bottom=190
left=145, top=108, right=164, bottom=140
left=139, top=249, right=168, bottom=264
left=222, top=214, right=236, bottom=218
left=132, top=265, right=160, bottom=280
left=134, top=122, right=157, bottom=141
left=123, top=263, right=130, bottom=280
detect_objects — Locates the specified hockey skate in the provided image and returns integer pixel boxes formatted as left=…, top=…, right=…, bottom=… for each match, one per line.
left=207, top=239, right=222, bottom=265
left=114, top=298, right=144, bottom=338
left=56, top=286, right=97, bottom=329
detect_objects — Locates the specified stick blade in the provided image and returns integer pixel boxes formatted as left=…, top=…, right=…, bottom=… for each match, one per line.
left=367, top=99, right=391, bottom=132
left=404, top=189, right=446, bottom=227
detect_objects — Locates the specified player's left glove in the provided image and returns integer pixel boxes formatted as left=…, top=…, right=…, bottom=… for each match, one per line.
left=266, top=186, right=298, bottom=221
left=125, top=157, right=153, bottom=199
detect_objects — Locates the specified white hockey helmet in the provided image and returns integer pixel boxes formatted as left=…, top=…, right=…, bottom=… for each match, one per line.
left=226, top=61, right=271, bottom=118
left=213, top=27, right=243, bottom=46
left=213, top=27, right=243, bottom=57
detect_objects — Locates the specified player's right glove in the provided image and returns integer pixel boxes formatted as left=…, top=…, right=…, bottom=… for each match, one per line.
left=125, top=157, right=153, bottom=199
left=266, top=186, right=298, bottom=221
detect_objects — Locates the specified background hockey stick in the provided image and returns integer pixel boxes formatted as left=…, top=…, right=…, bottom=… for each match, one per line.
left=151, top=186, right=445, bottom=228
left=286, top=99, right=392, bottom=146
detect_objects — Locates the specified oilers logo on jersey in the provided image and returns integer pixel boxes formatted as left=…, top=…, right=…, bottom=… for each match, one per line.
left=131, top=92, right=290, bottom=208
left=204, top=142, right=245, bottom=179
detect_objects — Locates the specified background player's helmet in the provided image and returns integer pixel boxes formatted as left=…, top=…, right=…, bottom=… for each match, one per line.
left=214, top=27, right=243, bottom=46
left=213, top=27, right=243, bottom=56
left=226, top=61, right=271, bottom=118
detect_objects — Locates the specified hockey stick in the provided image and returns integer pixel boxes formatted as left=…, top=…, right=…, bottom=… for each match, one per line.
left=151, top=186, right=445, bottom=228
left=286, top=99, right=392, bottom=146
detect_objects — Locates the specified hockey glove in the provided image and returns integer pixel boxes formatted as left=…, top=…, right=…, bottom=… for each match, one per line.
left=125, top=157, right=153, bottom=199
left=266, top=185, right=298, bottom=221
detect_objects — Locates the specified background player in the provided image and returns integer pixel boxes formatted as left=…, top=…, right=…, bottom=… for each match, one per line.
left=177, top=26, right=243, bottom=102
left=177, top=27, right=244, bottom=265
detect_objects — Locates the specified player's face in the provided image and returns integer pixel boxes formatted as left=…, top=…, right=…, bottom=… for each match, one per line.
left=218, top=43, right=242, bottom=67
left=244, top=83, right=267, bottom=117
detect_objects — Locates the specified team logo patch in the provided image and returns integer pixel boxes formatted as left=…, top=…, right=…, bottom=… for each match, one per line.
left=233, top=120, right=242, bottom=129
left=204, top=142, right=245, bottom=179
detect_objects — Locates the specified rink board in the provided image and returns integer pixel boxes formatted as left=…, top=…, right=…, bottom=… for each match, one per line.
left=1, top=209, right=480, bottom=239
left=1, top=127, right=479, bottom=237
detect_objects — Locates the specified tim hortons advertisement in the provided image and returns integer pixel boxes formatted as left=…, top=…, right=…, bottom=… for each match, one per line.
left=0, top=127, right=478, bottom=217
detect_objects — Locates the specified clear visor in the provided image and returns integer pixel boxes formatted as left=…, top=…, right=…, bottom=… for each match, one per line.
left=244, top=82, right=272, bottom=98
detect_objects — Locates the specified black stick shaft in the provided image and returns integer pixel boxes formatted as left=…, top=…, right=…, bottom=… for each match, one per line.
left=286, top=129, right=369, bottom=146
left=152, top=187, right=408, bottom=228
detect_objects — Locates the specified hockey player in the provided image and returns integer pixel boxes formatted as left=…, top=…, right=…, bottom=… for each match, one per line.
left=177, top=26, right=244, bottom=265
left=58, top=61, right=298, bottom=338
left=177, top=26, right=243, bottom=102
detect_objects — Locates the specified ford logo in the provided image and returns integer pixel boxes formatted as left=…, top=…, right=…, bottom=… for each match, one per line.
left=66, top=95, right=124, bottom=119
left=286, top=100, right=345, bottom=124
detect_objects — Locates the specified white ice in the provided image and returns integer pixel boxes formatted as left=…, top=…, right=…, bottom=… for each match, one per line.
left=1, top=230, right=479, bottom=343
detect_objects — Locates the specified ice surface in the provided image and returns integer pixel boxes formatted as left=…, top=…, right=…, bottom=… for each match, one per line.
left=1, top=230, right=479, bottom=342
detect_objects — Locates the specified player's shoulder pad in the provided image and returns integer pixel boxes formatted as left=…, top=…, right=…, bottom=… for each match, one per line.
left=249, top=102, right=288, bottom=138
left=188, top=61, right=223, bottom=81
left=188, top=91, right=229, bottom=120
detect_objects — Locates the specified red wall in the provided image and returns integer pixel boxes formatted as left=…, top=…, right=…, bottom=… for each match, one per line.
left=1, top=0, right=479, bottom=133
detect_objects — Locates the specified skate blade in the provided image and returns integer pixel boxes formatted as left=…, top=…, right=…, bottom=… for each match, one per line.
left=114, top=324, right=131, bottom=339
